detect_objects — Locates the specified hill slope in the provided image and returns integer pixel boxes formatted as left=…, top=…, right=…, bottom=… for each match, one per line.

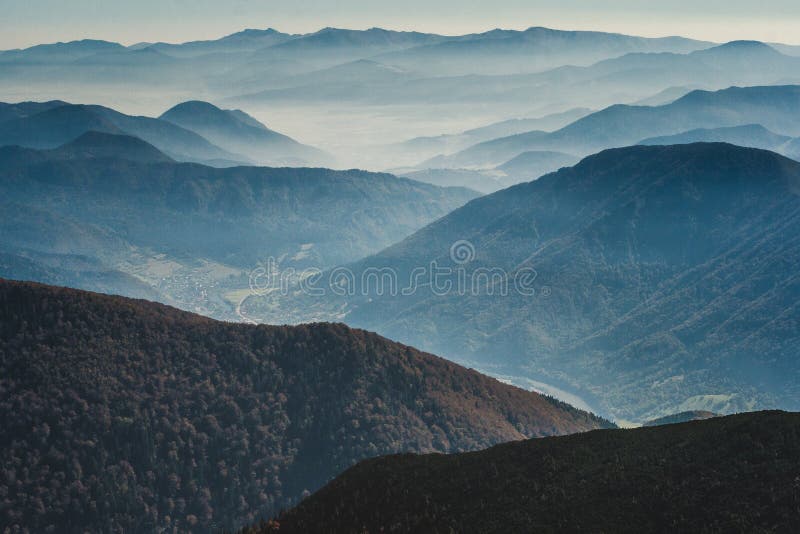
left=160, top=101, right=329, bottom=166
left=253, top=143, right=800, bottom=421
left=0, top=137, right=477, bottom=319
left=0, top=279, right=611, bottom=533
left=263, top=411, right=800, bottom=533
left=52, top=130, right=174, bottom=162
left=0, top=39, right=125, bottom=63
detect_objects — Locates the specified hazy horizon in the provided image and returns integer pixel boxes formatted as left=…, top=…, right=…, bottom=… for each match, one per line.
left=2, top=0, right=800, bottom=50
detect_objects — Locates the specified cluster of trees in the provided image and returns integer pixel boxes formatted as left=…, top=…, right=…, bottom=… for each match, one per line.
left=0, top=280, right=609, bottom=533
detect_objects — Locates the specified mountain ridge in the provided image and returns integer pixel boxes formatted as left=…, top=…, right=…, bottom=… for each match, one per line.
left=261, top=410, right=800, bottom=533
left=53, top=130, right=174, bottom=162
left=0, top=139, right=477, bottom=319
left=251, top=142, right=800, bottom=421
left=160, top=100, right=329, bottom=166
left=427, top=84, right=800, bottom=167
left=0, top=101, right=245, bottom=164
left=0, top=278, right=611, bottom=533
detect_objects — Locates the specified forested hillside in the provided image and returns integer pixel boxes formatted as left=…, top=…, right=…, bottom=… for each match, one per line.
left=0, top=279, right=610, bottom=533
left=260, top=411, right=800, bottom=533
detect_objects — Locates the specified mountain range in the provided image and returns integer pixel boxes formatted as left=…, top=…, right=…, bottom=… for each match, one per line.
left=389, top=108, right=591, bottom=168
left=0, top=39, right=125, bottom=63
left=642, top=410, right=718, bottom=427
left=0, top=132, right=476, bottom=319
left=261, top=411, right=800, bottom=533
left=0, top=279, right=611, bottom=533
left=0, top=26, right=704, bottom=76
left=370, top=26, right=710, bottom=77
left=141, top=28, right=294, bottom=57
left=0, top=99, right=329, bottom=167
left=251, top=142, right=800, bottom=422
left=7, top=28, right=800, bottom=172
left=427, top=85, right=800, bottom=169
left=0, top=101, right=242, bottom=164
left=229, top=41, right=800, bottom=129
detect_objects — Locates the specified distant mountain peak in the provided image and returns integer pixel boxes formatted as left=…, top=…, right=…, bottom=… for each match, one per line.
left=719, top=39, right=773, bottom=49
left=214, top=27, right=288, bottom=45
left=523, top=26, right=557, bottom=33
left=18, top=39, right=124, bottom=54
left=161, top=100, right=271, bottom=132
left=231, top=28, right=280, bottom=36
left=695, top=40, right=781, bottom=57
left=41, top=38, right=122, bottom=48
left=163, top=99, right=225, bottom=115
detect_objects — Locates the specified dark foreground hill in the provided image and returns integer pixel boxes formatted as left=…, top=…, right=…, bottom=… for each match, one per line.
left=0, top=279, right=610, bottom=533
left=259, top=411, right=800, bottom=534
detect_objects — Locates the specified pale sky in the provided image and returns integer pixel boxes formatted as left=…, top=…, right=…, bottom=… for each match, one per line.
left=1, top=0, right=800, bottom=50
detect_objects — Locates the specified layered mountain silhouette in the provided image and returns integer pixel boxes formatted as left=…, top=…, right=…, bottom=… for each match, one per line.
left=7, top=29, right=800, bottom=174
left=160, top=100, right=329, bottom=166
left=392, top=108, right=591, bottom=166
left=403, top=150, right=580, bottom=193
left=254, top=143, right=800, bottom=421
left=400, top=169, right=504, bottom=194
left=230, top=39, right=800, bottom=128
left=372, top=26, right=710, bottom=76
left=429, top=85, right=800, bottom=167
left=0, top=101, right=243, bottom=164
left=0, top=279, right=611, bottom=533
left=143, top=28, right=295, bottom=57
left=260, top=28, right=449, bottom=58
left=0, top=39, right=125, bottom=63
left=0, top=133, right=476, bottom=318
left=0, top=27, right=708, bottom=78
left=261, top=411, right=800, bottom=533
left=547, top=40, right=800, bottom=93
